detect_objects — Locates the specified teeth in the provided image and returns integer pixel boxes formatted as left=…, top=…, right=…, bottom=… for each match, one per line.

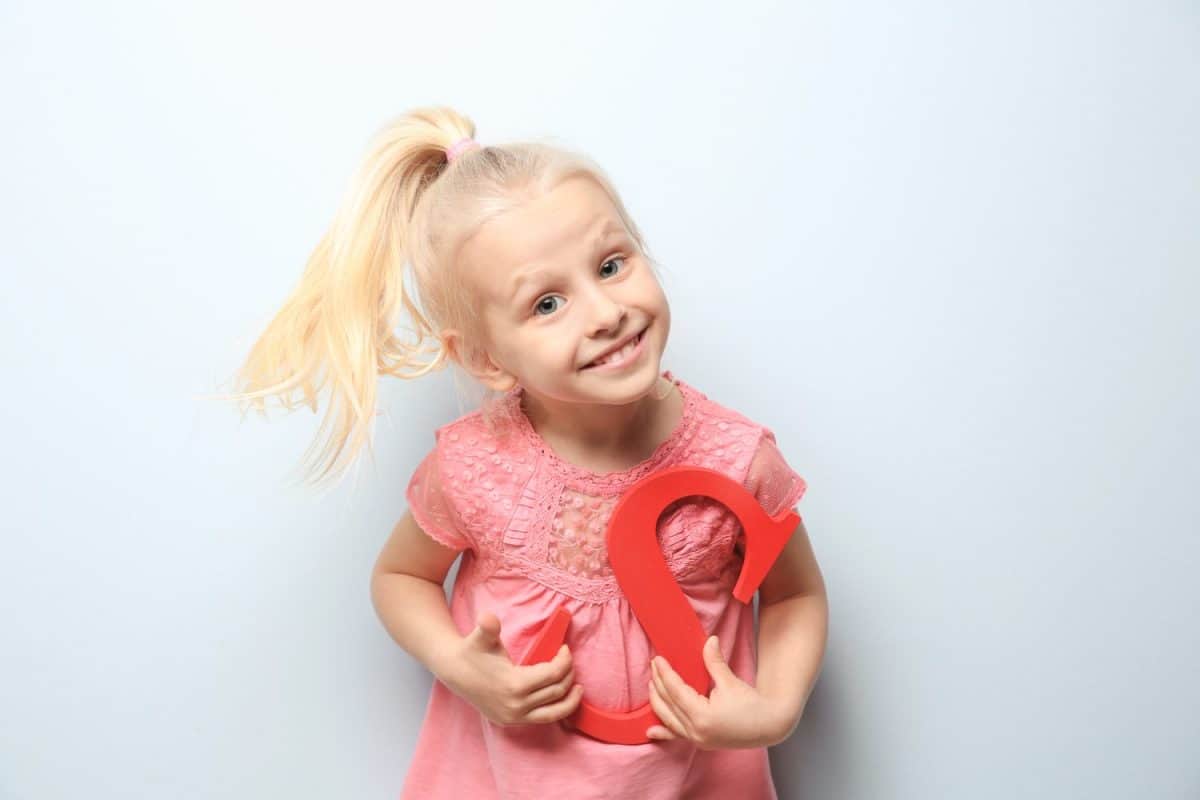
left=591, top=333, right=639, bottom=367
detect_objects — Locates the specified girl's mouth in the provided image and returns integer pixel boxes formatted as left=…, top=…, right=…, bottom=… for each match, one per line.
left=583, top=328, right=647, bottom=371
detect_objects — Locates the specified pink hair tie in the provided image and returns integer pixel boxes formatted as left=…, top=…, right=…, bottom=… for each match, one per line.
left=445, top=137, right=479, bottom=163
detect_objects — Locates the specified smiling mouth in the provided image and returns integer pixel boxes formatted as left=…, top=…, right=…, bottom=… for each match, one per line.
left=583, top=328, right=646, bottom=370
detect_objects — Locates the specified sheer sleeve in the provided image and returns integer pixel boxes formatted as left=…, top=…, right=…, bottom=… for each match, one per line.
left=744, top=427, right=808, bottom=517
left=405, top=447, right=472, bottom=552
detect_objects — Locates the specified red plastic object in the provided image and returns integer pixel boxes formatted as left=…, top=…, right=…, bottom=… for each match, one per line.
left=516, top=465, right=801, bottom=745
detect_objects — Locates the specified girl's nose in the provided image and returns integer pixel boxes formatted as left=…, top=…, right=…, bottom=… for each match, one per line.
left=589, top=296, right=627, bottom=337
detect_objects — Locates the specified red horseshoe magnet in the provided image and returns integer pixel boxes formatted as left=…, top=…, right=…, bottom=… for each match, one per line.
left=515, top=465, right=800, bottom=745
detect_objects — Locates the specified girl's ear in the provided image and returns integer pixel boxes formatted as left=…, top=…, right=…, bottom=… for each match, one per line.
left=440, top=328, right=519, bottom=394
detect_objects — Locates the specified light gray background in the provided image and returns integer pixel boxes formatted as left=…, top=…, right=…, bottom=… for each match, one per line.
left=2, top=1, right=1197, bottom=798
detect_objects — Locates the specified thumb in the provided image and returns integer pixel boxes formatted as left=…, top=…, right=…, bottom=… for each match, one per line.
left=471, top=612, right=502, bottom=646
left=702, top=635, right=735, bottom=685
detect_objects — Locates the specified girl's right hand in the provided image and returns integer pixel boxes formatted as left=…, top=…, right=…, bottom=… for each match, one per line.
left=443, top=611, right=584, bottom=728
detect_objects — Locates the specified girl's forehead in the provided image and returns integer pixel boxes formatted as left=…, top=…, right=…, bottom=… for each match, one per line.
left=461, top=177, right=624, bottom=300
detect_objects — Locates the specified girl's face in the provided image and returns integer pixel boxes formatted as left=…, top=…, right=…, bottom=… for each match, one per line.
left=450, top=175, right=670, bottom=408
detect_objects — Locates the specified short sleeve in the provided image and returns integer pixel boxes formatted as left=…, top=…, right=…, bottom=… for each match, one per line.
left=744, top=427, right=808, bottom=517
left=405, top=447, right=472, bottom=552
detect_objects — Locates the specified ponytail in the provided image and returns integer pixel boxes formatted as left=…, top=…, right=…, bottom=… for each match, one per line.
left=215, top=106, right=476, bottom=490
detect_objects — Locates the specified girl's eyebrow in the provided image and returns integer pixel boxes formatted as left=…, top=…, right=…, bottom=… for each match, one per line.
left=506, top=223, right=627, bottom=302
left=508, top=268, right=555, bottom=302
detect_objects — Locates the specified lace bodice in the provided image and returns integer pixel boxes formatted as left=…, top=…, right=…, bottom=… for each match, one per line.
left=406, top=371, right=807, bottom=604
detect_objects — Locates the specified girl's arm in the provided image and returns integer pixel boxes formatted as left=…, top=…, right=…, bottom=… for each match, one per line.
left=370, top=510, right=468, bottom=682
left=371, top=513, right=587, bottom=727
left=748, top=518, right=829, bottom=743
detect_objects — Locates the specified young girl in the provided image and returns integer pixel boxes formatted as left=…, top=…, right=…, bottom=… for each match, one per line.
left=227, top=105, right=828, bottom=799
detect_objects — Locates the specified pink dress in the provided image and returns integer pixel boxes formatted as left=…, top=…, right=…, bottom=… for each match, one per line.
left=400, top=370, right=808, bottom=800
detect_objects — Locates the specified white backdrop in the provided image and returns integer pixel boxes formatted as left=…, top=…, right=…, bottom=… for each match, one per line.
left=2, top=1, right=1197, bottom=798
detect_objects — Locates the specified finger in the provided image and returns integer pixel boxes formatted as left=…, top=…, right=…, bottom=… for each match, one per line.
left=478, top=611, right=501, bottom=637
left=646, top=724, right=677, bottom=741
left=651, top=660, right=695, bottom=738
left=524, top=683, right=584, bottom=725
left=469, top=612, right=502, bottom=647
left=648, top=670, right=693, bottom=741
left=654, top=656, right=706, bottom=720
left=702, top=635, right=736, bottom=687
left=517, top=644, right=573, bottom=692
left=523, top=664, right=575, bottom=710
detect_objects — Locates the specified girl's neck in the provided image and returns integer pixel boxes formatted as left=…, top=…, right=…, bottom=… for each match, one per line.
left=518, top=375, right=682, bottom=472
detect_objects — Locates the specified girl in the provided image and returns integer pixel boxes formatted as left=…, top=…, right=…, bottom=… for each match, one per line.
left=227, top=105, right=828, bottom=799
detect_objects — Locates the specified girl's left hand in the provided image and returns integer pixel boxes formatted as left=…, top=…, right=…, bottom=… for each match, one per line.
left=646, top=635, right=784, bottom=750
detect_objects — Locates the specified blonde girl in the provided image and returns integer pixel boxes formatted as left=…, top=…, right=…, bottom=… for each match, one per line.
left=225, top=105, right=828, bottom=799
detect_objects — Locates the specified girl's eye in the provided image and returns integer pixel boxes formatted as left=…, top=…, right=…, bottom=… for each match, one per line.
left=599, top=255, right=626, bottom=278
left=531, top=256, right=627, bottom=317
left=533, top=295, right=564, bottom=316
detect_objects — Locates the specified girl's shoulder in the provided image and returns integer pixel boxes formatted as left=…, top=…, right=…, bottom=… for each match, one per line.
left=678, top=380, right=779, bottom=460
left=677, top=380, right=807, bottom=512
left=408, top=400, right=539, bottom=554
left=421, top=396, right=540, bottom=500
left=428, top=393, right=531, bottom=462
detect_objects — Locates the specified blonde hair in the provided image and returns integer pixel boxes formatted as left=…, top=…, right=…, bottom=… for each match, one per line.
left=214, top=105, right=659, bottom=489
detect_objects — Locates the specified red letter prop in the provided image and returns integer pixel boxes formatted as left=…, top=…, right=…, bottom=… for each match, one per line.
left=516, top=465, right=800, bottom=745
